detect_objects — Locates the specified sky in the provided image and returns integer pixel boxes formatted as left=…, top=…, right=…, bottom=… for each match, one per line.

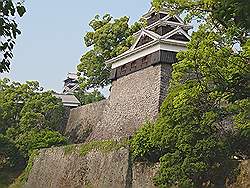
left=1, top=0, right=151, bottom=92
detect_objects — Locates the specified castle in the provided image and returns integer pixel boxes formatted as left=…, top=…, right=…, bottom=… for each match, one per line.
left=25, top=7, right=195, bottom=188
left=65, top=6, right=192, bottom=143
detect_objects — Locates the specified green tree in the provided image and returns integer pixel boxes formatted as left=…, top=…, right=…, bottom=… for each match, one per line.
left=131, top=1, right=249, bottom=187
left=0, top=134, right=23, bottom=187
left=74, top=90, right=105, bottom=106
left=0, top=134, right=21, bottom=170
left=77, top=14, right=145, bottom=90
left=152, top=0, right=250, bottom=31
left=0, top=0, right=26, bottom=73
left=0, top=78, right=67, bottom=166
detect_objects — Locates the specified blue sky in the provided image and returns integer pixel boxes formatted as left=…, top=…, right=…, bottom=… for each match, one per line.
left=1, top=0, right=151, bottom=92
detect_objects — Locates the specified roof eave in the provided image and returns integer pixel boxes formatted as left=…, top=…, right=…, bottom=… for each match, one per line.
left=105, top=40, right=159, bottom=65
left=105, top=39, right=188, bottom=65
left=142, top=6, right=170, bottom=18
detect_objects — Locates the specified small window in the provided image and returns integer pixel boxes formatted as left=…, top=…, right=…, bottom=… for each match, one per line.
left=121, top=64, right=126, bottom=70
left=121, top=64, right=127, bottom=75
left=131, top=61, right=137, bottom=70
left=142, top=56, right=148, bottom=63
left=141, top=56, right=148, bottom=68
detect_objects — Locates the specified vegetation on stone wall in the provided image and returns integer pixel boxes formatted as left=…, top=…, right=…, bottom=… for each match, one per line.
left=131, top=0, right=250, bottom=187
left=74, top=89, right=105, bottom=105
left=0, top=78, right=68, bottom=186
left=1, top=1, right=249, bottom=187
left=79, top=139, right=128, bottom=156
left=63, top=139, right=128, bottom=157
left=77, top=14, right=146, bottom=91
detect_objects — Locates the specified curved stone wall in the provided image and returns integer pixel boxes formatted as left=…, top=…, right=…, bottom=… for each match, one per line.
left=64, top=100, right=107, bottom=143
left=89, top=64, right=172, bottom=141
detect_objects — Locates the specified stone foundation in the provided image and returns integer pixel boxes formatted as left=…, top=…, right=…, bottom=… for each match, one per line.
left=25, top=146, right=157, bottom=188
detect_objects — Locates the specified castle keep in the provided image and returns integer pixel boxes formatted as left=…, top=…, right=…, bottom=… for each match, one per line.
left=65, top=7, right=192, bottom=142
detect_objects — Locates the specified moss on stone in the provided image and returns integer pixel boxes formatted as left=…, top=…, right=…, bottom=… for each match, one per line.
left=79, top=139, right=128, bottom=156
left=85, top=181, right=94, bottom=188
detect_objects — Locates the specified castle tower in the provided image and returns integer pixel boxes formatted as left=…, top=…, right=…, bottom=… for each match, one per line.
left=63, top=72, right=79, bottom=94
left=89, top=7, right=192, bottom=140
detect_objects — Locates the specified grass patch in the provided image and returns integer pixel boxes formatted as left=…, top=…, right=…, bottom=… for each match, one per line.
left=79, top=139, right=128, bottom=156
left=63, top=145, right=77, bottom=155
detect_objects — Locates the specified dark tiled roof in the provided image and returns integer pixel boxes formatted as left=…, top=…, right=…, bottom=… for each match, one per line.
left=54, top=94, right=80, bottom=107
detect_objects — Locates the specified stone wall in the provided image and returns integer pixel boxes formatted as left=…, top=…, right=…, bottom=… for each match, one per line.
left=64, top=100, right=107, bottom=143
left=25, top=146, right=157, bottom=188
left=229, top=160, right=250, bottom=188
left=132, top=162, right=158, bottom=188
left=58, top=107, right=71, bottom=133
left=64, top=63, right=173, bottom=142
left=24, top=145, right=250, bottom=188
left=159, top=63, right=173, bottom=106
left=88, top=64, right=172, bottom=141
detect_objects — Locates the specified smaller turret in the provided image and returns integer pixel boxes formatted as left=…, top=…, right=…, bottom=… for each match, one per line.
left=106, top=6, right=192, bottom=81
left=63, top=72, right=79, bottom=94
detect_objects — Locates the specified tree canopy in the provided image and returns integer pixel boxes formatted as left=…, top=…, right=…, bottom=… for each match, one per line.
left=0, top=0, right=26, bottom=73
left=131, top=1, right=249, bottom=187
left=152, top=0, right=250, bottom=33
left=0, top=78, right=67, bottom=182
left=74, top=89, right=105, bottom=106
left=77, top=14, right=145, bottom=91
